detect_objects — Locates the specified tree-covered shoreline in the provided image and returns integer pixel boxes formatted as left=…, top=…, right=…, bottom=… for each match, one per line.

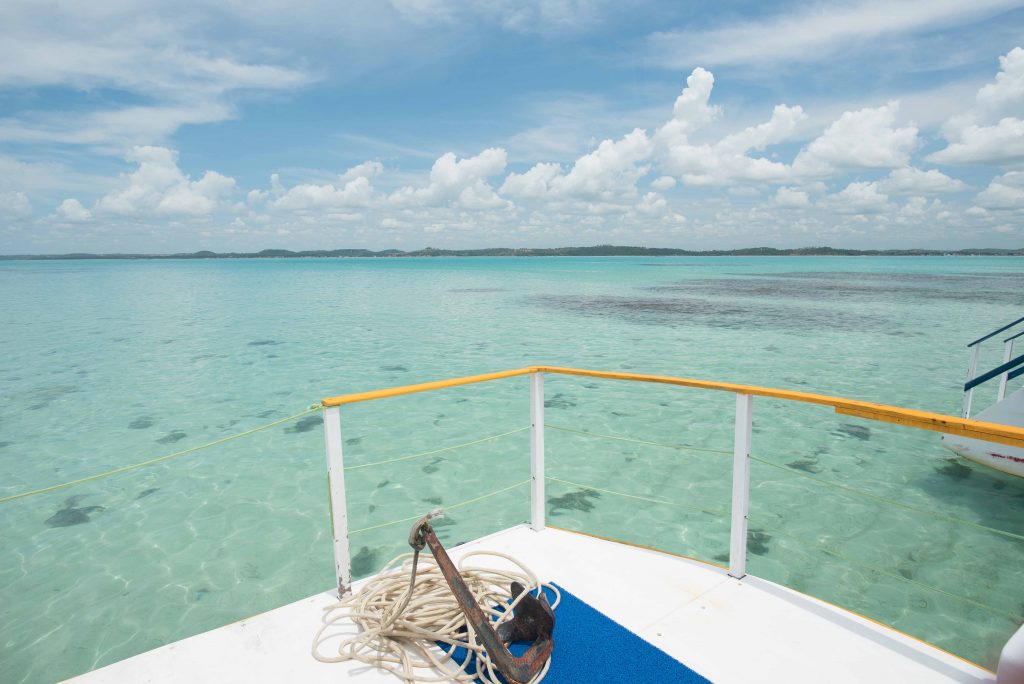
left=3, top=245, right=1022, bottom=260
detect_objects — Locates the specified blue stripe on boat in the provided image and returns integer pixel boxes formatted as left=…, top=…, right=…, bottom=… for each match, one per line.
left=443, top=583, right=712, bottom=683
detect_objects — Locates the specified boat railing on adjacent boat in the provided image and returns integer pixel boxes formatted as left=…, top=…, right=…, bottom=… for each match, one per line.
left=320, top=365, right=1024, bottom=669
left=999, top=329, right=1024, bottom=403
left=964, top=315, right=1024, bottom=418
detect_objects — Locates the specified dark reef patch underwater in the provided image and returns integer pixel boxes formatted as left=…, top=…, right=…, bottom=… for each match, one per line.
left=534, top=270, right=1024, bottom=334
left=156, top=430, right=187, bottom=444
left=836, top=424, right=871, bottom=441
left=531, top=293, right=892, bottom=333
left=548, top=488, right=601, bottom=515
left=647, top=271, right=1024, bottom=305
left=45, top=496, right=104, bottom=528
left=544, top=393, right=577, bottom=409
left=351, top=546, right=381, bottom=577
left=284, top=415, right=322, bottom=433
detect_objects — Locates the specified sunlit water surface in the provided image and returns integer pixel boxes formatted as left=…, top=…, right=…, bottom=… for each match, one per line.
left=1, top=256, right=1022, bottom=680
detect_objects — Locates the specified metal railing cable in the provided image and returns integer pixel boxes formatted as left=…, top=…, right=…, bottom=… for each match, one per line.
left=544, top=424, right=731, bottom=457
left=348, top=480, right=531, bottom=535
left=749, top=515, right=1024, bottom=624
left=0, top=412, right=528, bottom=505
left=348, top=430, right=729, bottom=540
left=342, top=427, right=530, bottom=472
left=545, top=474, right=728, bottom=518
left=0, top=405, right=322, bottom=505
left=749, top=454, right=1024, bottom=543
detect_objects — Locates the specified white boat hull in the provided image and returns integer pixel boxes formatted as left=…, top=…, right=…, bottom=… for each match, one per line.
left=942, top=387, right=1024, bottom=477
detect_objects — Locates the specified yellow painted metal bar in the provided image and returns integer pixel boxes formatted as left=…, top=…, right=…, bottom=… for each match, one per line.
left=834, top=406, right=1024, bottom=448
left=536, top=365, right=1024, bottom=449
left=320, top=367, right=535, bottom=407
left=534, top=365, right=840, bottom=405
left=320, top=364, right=1024, bottom=448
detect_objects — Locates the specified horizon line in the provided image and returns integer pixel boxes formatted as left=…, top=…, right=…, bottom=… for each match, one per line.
left=2, top=244, right=1024, bottom=260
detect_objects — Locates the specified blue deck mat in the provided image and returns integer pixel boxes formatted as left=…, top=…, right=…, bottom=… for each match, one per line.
left=443, top=583, right=712, bottom=683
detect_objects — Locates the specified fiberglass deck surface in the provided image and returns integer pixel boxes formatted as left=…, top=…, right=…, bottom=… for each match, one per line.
left=68, top=526, right=993, bottom=684
left=975, top=387, right=1024, bottom=429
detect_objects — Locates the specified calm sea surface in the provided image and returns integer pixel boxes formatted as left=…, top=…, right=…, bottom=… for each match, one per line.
left=2, top=256, right=1023, bottom=680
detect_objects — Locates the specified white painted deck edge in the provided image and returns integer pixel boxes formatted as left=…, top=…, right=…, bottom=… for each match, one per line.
left=68, top=526, right=996, bottom=684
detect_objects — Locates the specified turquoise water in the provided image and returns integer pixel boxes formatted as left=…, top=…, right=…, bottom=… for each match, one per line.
left=1, top=256, right=1022, bottom=681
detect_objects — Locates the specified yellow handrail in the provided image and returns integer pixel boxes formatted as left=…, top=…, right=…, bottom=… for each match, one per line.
left=321, top=365, right=1024, bottom=449
left=321, top=367, right=535, bottom=407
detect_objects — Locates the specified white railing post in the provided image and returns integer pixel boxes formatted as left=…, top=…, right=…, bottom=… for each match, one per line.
left=530, top=372, right=545, bottom=531
left=999, top=339, right=1014, bottom=402
left=729, top=393, right=753, bottom=579
left=964, top=344, right=981, bottom=418
left=322, top=406, right=352, bottom=597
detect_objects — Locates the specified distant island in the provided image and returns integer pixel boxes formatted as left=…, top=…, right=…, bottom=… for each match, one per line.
left=2, top=245, right=1023, bottom=260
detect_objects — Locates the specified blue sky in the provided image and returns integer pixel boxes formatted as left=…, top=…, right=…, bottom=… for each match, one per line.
left=1, top=0, right=1023, bottom=253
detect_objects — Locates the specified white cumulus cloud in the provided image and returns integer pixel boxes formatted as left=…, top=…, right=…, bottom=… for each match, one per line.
left=391, top=148, right=511, bottom=209
left=636, top=192, right=667, bottom=214
left=550, top=128, right=652, bottom=199
left=500, top=162, right=563, bottom=198
left=267, top=161, right=384, bottom=210
left=0, top=191, right=31, bottom=219
left=772, top=187, right=811, bottom=208
left=650, top=176, right=676, bottom=191
left=93, top=146, right=237, bottom=217
left=823, top=181, right=891, bottom=214
left=794, top=103, right=918, bottom=176
left=717, top=104, right=808, bottom=154
left=341, top=161, right=384, bottom=182
left=929, top=117, right=1024, bottom=165
left=899, top=196, right=929, bottom=217
left=55, top=198, right=92, bottom=221
left=658, top=99, right=806, bottom=186
left=505, top=128, right=653, bottom=202
left=270, top=176, right=376, bottom=210
left=669, top=67, right=720, bottom=134
left=880, top=167, right=967, bottom=194
left=930, top=47, right=1024, bottom=165
left=975, top=171, right=1024, bottom=209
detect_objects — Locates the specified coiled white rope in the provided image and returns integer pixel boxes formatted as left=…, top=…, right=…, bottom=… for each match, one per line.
left=312, top=549, right=560, bottom=683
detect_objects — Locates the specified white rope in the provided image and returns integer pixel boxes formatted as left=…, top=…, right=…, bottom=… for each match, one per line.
left=313, top=549, right=560, bottom=683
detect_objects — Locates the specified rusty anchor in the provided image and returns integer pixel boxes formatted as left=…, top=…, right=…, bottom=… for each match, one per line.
left=408, top=512, right=554, bottom=684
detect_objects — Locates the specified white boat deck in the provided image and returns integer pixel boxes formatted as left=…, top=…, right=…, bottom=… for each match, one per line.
left=974, top=387, right=1024, bottom=429
left=70, top=526, right=994, bottom=684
